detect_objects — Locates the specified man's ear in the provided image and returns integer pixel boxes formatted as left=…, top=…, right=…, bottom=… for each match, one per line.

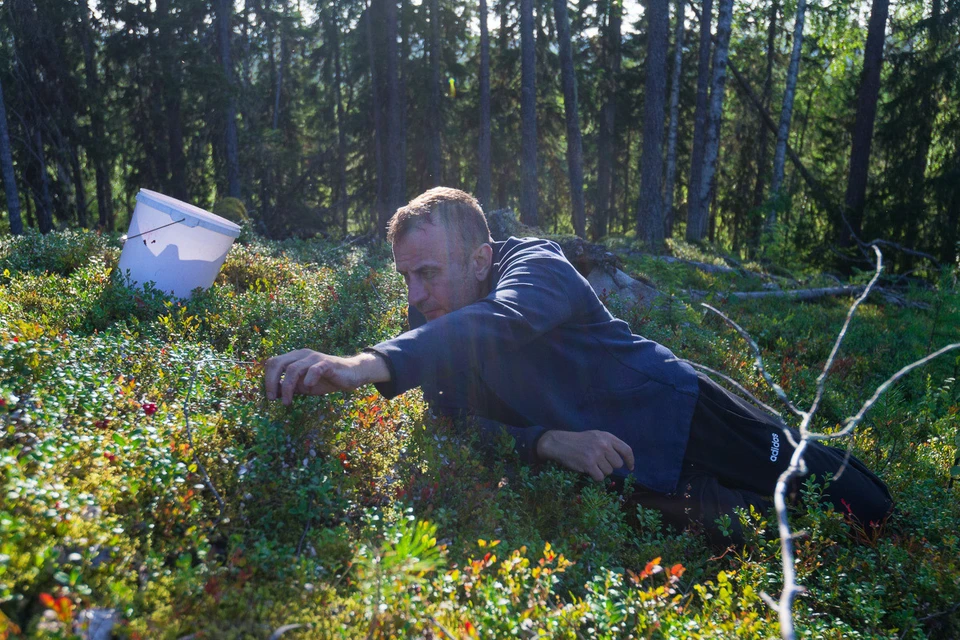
left=472, top=243, right=494, bottom=282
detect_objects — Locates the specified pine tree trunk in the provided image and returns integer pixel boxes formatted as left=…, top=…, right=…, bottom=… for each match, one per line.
left=842, top=0, right=890, bottom=246
left=272, top=2, right=287, bottom=131
left=752, top=0, right=776, bottom=247
left=685, top=0, right=712, bottom=241
left=428, top=0, right=443, bottom=185
left=333, top=6, right=349, bottom=233
left=593, top=0, right=621, bottom=239
left=553, top=0, right=586, bottom=238
left=33, top=128, right=54, bottom=234
left=157, top=0, right=187, bottom=200
left=663, top=0, right=684, bottom=238
left=69, top=145, right=88, bottom=227
left=753, top=0, right=776, bottom=202
left=218, top=0, right=242, bottom=199
left=366, top=2, right=386, bottom=229
left=768, top=0, right=806, bottom=230
left=0, top=76, right=22, bottom=235
left=399, top=0, right=409, bottom=198
left=383, top=0, right=403, bottom=222
left=689, top=0, right=732, bottom=242
left=78, top=0, right=113, bottom=230
left=942, top=149, right=960, bottom=265
left=637, top=0, right=670, bottom=248
left=519, top=0, right=539, bottom=226
left=478, top=0, right=493, bottom=208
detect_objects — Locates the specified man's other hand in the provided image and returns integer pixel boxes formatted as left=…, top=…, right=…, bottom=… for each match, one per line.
left=536, top=430, right=635, bottom=482
left=264, top=350, right=390, bottom=405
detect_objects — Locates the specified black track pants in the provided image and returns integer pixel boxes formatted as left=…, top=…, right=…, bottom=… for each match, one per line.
left=627, top=374, right=894, bottom=545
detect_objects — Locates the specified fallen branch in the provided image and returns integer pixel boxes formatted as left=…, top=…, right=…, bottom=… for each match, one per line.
left=268, top=624, right=307, bottom=639
left=685, top=285, right=931, bottom=308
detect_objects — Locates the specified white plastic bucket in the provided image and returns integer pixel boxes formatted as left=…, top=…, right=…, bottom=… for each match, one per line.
left=116, top=189, right=242, bottom=298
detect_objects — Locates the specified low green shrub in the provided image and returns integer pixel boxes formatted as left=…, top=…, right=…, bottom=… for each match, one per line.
left=0, top=230, right=958, bottom=638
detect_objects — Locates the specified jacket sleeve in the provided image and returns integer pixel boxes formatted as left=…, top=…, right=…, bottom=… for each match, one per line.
left=368, top=239, right=589, bottom=399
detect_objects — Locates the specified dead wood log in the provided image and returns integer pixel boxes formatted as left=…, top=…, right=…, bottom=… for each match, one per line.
left=487, top=208, right=622, bottom=277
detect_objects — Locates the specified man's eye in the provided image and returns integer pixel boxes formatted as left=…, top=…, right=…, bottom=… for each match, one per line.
left=422, top=270, right=439, bottom=280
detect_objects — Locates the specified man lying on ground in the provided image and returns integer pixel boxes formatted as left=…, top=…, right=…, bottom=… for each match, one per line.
left=263, top=187, right=893, bottom=545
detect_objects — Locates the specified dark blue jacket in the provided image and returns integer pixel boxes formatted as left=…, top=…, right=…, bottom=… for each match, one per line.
left=370, top=237, right=700, bottom=493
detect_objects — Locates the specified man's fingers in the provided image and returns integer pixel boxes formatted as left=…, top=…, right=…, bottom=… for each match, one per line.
left=597, top=459, right=614, bottom=477
left=610, top=437, right=635, bottom=471
left=302, top=361, right=329, bottom=389
left=589, top=466, right=605, bottom=482
left=280, top=358, right=314, bottom=405
left=604, top=449, right=625, bottom=471
left=264, top=350, right=307, bottom=400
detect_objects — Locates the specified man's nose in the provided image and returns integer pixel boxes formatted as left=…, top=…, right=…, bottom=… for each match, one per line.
left=408, top=279, right=428, bottom=307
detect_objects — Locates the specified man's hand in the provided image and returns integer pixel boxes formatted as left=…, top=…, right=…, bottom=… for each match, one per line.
left=536, top=430, right=635, bottom=482
left=264, top=350, right=390, bottom=405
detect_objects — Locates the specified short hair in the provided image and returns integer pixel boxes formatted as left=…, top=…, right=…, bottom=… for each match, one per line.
left=387, top=187, right=492, bottom=256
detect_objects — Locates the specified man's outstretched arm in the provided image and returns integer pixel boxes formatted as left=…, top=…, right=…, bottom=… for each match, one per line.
left=264, top=351, right=635, bottom=481
left=264, top=350, right=391, bottom=404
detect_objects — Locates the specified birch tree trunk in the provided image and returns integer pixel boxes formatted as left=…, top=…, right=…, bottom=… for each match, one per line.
left=553, top=0, right=586, bottom=238
left=842, top=0, right=890, bottom=246
left=767, top=0, right=806, bottom=230
left=685, top=0, right=712, bottom=241
left=689, top=0, right=732, bottom=242
left=637, top=0, right=670, bottom=248
left=428, top=0, right=443, bottom=185
left=478, top=0, right=492, bottom=208
left=520, top=0, right=539, bottom=226
left=0, top=76, right=22, bottom=235
left=663, top=0, right=684, bottom=238
left=218, top=0, right=242, bottom=199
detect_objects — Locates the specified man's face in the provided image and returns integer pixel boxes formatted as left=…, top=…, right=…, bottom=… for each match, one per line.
left=393, top=223, right=484, bottom=322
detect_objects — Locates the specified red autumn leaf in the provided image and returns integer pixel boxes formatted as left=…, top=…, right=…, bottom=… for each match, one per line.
left=142, top=402, right=157, bottom=416
left=53, top=597, right=73, bottom=622
left=670, top=563, right=686, bottom=578
left=39, top=593, right=56, bottom=608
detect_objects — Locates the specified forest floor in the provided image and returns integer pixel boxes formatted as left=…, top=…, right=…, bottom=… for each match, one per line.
left=1, top=228, right=958, bottom=638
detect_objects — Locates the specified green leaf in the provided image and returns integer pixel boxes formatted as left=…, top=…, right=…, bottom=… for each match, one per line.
left=950, top=466, right=960, bottom=477
left=112, top=433, right=127, bottom=447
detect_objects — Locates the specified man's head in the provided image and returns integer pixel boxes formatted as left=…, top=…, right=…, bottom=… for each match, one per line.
left=387, top=188, right=494, bottom=321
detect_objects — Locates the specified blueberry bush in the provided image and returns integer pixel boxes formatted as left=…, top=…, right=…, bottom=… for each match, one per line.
left=0, top=230, right=958, bottom=638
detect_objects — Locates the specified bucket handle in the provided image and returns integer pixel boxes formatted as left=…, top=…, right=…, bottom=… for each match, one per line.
left=122, top=218, right=187, bottom=242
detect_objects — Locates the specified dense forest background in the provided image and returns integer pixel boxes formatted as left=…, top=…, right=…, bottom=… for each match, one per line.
left=0, top=0, right=958, bottom=270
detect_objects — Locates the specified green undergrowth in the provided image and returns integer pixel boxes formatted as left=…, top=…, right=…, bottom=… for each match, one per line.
left=1, top=230, right=958, bottom=638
